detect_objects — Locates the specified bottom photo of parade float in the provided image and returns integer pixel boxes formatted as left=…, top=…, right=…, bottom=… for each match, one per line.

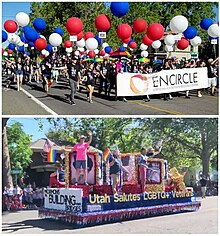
left=39, top=144, right=201, bottom=227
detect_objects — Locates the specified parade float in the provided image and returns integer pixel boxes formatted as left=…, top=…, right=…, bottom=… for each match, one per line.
left=39, top=146, right=201, bottom=227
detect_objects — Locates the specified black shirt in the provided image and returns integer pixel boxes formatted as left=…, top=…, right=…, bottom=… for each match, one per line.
left=67, top=63, right=80, bottom=81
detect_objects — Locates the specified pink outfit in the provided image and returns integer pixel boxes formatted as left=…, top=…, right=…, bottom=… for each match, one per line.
left=116, top=61, right=122, bottom=74
left=73, top=143, right=89, bottom=160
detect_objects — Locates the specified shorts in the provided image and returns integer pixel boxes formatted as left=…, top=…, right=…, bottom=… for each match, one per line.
left=86, top=79, right=95, bottom=87
left=16, top=70, right=23, bottom=75
left=208, top=77, right=217, bottom=87
left=52, top=70, right=59, bottom=77
left=75, top=160, right=87, bottom=169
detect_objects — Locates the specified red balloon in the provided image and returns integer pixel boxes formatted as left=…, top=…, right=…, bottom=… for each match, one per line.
left=8, top=49, right=13, bottom=54
left=142, top=35, right=153, bottom=46
left=66, top=17, right=83, bottom=35
left=2, top=48, right=4, bottom=54
left=133, top=18, right=147, bottom=33
left=116, top=24, right=132, bottom=39
left=147, top=23, right=164, bottom=41
left=84, top=32, right=94, bottom=40
left=64, top=40, right=72, bottom=48
left=129, top=41, right=137, bottom=49
left=177, top=38, right=189, bottom=50
left=95, top=14, right=111, bottom=32
left=76, top=31, right=84, bottom=41
left=100, top=50, right=105, bottom=56
left=122, top=37, right=131, bottom=43
left=34, top=38, right=47, bottom=51
left=88, top=50, right=96, bottom=58
left=4, top=20, right=18, bottom=33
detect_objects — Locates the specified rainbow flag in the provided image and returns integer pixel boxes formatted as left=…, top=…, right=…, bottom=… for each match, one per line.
left=103, top=148, right=112, bottom=162
left=47, top=148, right=56, bottom=163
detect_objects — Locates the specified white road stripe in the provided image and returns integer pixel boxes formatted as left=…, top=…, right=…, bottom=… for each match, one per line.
left=21, top=88, right=58, bottom=116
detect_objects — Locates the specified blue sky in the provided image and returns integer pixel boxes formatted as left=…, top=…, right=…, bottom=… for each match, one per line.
left=8, top=118, right=49, bottom=141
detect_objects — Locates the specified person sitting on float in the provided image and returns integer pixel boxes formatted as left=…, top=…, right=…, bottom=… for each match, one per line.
left=50, top=162, right=65, bottom=186
left=108, top=148, right=128, bottom=195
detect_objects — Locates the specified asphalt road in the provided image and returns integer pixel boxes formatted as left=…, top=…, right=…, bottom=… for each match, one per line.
left=2, top=77, right=218, bottom=115
left=2, top=196, right=218, bottom=234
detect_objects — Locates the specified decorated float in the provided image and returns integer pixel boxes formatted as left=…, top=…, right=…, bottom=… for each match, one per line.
left=39, top=147, right=201, bottom=227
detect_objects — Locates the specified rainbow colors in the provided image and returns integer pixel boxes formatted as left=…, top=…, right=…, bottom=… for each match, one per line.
left=103, top=148, right=112, bottom=162
left=47, top=148, right=56, bottom=162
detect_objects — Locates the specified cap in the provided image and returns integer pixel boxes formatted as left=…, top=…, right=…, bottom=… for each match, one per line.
left=80, top=135, right=86, bottom=139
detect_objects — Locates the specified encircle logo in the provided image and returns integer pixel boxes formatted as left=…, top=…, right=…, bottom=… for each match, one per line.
left=130, top=74, right=148, bottom=94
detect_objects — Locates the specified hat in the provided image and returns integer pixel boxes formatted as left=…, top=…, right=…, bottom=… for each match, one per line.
left=80, top=135, right=86, bottom=139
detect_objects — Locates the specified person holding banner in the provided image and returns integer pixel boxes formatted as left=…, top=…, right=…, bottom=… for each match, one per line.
left=73, top=131, right=93, bottom=185
left=207, top=57, right=218, bottom=96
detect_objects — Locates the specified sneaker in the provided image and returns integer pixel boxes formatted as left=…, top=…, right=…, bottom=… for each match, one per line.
left=185, top=96, right=190, bottom=99
left=197, top=94, right=202, bottom=98
left=87, top=97, right=90, bottom=102
left=169, top=95, right=173, bottom=100
left=123, top=98, right=127, bottom=102
left=90, top=100, right=93, bottom=104
left=144, top=99, right=150, bottom=102
left=84, top=182, right=89, bottom=186
left=70, top=101, right=76, bottom=105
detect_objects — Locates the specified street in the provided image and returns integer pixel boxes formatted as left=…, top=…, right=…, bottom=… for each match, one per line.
left=2, top=196, right=218, bottom=234
left=2, top=77, right=218, bottom=115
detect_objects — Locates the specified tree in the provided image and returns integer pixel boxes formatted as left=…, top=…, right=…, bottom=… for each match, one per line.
left=2, top=118, right=13, bottom=188
left=29, top=2, right=217, bottom=51
left=7, top=122, right=33, bottom=176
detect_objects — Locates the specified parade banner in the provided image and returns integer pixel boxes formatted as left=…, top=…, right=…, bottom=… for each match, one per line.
left=117, top=67, right=208, bottom=96
left=44, top=188, right=82, bottom=212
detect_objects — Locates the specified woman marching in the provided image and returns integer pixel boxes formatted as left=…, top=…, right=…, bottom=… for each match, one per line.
left=15, top=57, right=24, bottom=91
left=86, top=63, right=95, bottom=104
left=41, top=60, right=52, bottom=94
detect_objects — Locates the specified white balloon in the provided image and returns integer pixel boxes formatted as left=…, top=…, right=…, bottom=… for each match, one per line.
left=15, top=12, right=30, bottom=27
left=102, top=42, right=109, bottom=49
left=140, top=43, right=148, bottom=51
left=18, top=41, right=24, bottom=46
left=170, top=15, right=188, bottom=33
left=66, top=47, right=73, bottom=53
left=152, top=40, right=161, bottom=49
left=75, top=50, right=80, bottom=56
left=76, top=38, right=85, bottom=48
left=3, top=51, right=8, bottom=56
left=190, top=36, right=202, bottom=46
left=141, top=50, right=148, bottom=57
left=78, top=47, right=85, bottom=52
left=49, top=33, right=62, bottom=47
left=15, top=35, right=21, bottom=45
left=123, top=43, right=128, bottom=47
left=94, top=49, right=99, bottom=54
left=45, top=51, right=50, bottom=57
left=85, top=38, right=98, bottom=50
left=164, top=35, right=175, bottom=46
left=41, top=49, right=47, bottom=55
left=40, top=35, right=46, bottom=40
left=7, top=33, right=17, bottom=43
left=207, top=24, right=219, bottom=38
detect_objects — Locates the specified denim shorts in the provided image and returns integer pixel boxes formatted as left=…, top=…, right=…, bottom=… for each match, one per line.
left=16, top=70, right=23, bottom=75
left=75, top=160, right=87, bottom=169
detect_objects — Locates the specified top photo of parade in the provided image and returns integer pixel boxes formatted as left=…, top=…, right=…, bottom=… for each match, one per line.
left=2, top=1, right=219, bottom=115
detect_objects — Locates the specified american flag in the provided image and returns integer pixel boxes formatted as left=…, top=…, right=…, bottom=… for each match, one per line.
left=43, top=139, right=55, bottom=153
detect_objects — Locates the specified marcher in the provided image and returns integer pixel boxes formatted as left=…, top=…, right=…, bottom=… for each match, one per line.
left=200, top=175, right=207, bottom=198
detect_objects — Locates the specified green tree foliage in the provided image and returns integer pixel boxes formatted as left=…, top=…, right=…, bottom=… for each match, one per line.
left=29, top=2, right=217, bottom=51
left=38, top=118, right=217, bottom=176
left=7, top=122, right=33, bottom=174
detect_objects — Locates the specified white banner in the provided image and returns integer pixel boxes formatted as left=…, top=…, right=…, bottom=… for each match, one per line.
left=44, top=188, right=82, bottom=212
left=117, top=67, right=209, bottom=96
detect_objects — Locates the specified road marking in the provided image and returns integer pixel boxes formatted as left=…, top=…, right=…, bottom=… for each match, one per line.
left=21, top=88, right=58, bottom=115
left=128, top=101, right=184, bottom=115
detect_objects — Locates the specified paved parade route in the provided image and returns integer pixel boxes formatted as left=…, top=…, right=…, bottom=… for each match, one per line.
left=2, top=196, right=218, bottom=234
left=2, top=78, right=218, bottom=115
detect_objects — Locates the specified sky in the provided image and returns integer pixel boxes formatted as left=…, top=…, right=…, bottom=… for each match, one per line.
left=8, top=118, right=49, bottom=141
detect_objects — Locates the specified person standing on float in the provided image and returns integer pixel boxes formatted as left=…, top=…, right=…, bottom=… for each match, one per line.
left=73, top=131, right=93, bottom=185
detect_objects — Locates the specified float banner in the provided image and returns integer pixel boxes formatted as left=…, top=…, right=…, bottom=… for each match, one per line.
left=117, top=67, right=208, bottom=96
left=44, top=188, right=82, bottom=212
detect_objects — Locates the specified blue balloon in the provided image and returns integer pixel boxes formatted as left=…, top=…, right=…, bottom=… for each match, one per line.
left=46, top=44, right=53, bottom=53
left=119, top=46, right=125, bottom=51
left=33, top=18, right=47, bottom=32
left=18, top=46, right=25, bottom=53
left=110, top=2, right=129, bottom=18
left=25, top=51, right=30, bottom=55
left=2, top=30, right=8, bottom=42
left=54, top=27, right=64, bottom=36
left=183, top=26, right=197, bottom=39
left=200, top=18, right=213, bottom=30
left=23, top=26, right=32, bottom=33
left=29, top=42, right=35, bottom=47
left=94, top=35, right=102, bottom=45
left=8, top=43, right=16, bottom=50
left=105, top=46, right=112, bottom=53
left=20, top=34, right=28, bottom=43
left=24, top=29, right=39, bottom=42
